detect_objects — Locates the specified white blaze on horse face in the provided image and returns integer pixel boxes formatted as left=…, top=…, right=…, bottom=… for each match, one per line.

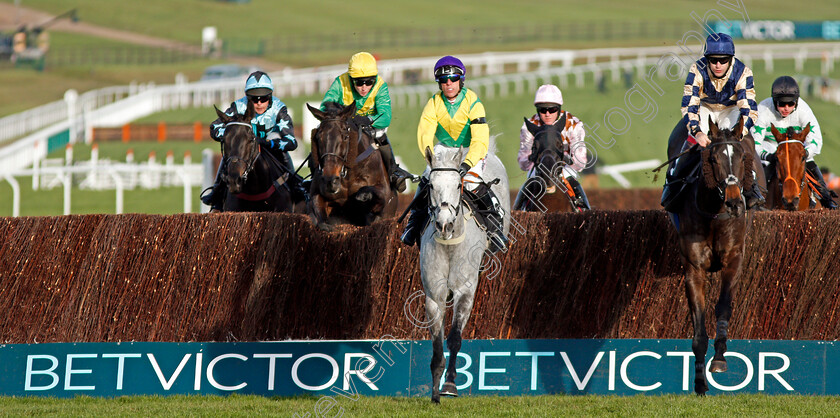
left=723, top=144, right=738, bottom=186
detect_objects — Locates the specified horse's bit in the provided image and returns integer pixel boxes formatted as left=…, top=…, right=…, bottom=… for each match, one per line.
left=223, top=121, right=260, bottom=183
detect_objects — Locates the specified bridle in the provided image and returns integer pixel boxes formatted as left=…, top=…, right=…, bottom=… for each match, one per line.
left=776, top=133, right=807, bottom=198
left=222, top=121, right=260, bottom=183
left=314, top=118, right=352, bottom=179
left=704, top=141, right=745, bottom=199
left=428, top=167, right=463, bottom=218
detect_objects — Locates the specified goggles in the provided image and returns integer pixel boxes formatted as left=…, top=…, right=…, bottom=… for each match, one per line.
left=353, top=77, right=376, bottom=87
left=249, top=95, right=270, bottom=104
left=537, top=106, right=560, bottom=115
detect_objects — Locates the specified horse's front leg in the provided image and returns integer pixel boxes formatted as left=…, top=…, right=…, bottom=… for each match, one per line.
left=425, top=294, right=446, bottom=404
left=711, top=249, right=743, bottom=373
left=307, top=194, right=333, bottom=231
left=685, top=264, right=709, bottom=395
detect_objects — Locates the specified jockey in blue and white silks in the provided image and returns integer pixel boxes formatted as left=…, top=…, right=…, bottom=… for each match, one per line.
left=662, top=32, right=765, bottom=212
left=751, top=76, right=837, bottom=209
left=202, top=71, right=305, bottom=211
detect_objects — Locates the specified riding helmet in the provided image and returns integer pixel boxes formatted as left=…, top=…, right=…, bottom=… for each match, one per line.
left=703, top=32, right=735, bottom=57
left=434, top=55, right=466, bottom=82
left=534, top=84, right=563, bottom=106
left=348, top=52, right=378, bottom=78
left=245, top=71, right=273, bottom=97
left=771, top=75, right=800, bottom=108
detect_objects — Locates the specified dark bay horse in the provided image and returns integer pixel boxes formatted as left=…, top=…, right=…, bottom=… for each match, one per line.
left=766, top=123, right=814, bottom=211
left=213, top=105, right=299, bottom=213
left=669, top=116, right=754, bottom=395
left=513, top=117, right=582, bottom=212
left=306, top=103, right=397, bottom=230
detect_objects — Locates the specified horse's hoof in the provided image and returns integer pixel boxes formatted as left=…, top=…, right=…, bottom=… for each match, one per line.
left=440, top=382, right=458, bottom=397
left=356, top=191, right=373, bottom=202
left=710, top=360, right=727, bottom=373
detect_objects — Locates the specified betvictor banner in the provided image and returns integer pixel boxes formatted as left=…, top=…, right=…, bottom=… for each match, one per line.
left=1, top=339, right=837, bottom=397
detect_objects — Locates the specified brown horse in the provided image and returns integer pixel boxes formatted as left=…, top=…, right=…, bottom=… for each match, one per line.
left=513, top=117, right=582, bottom=213
left=306, top=103, right=398, bottom=230
left=213, top=105, right=300, bottom=213
left=669, top=116, right=755, bottom=395
left=766, top=123, right=814, bottom=211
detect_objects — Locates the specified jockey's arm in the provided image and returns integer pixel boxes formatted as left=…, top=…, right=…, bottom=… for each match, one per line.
left=681, top=63, right=705, bottom=139
left=734, top=65, right=758, bottom=137
left=269, top=105, right=298, bottom=152
left=752, top=101, right=777, bottom=161
left=370, top=83, right=392, bottom=130
left=416, top=98, right=438, bottom=158
left=798, top=100, right=823, bottom=159
left=462, top=102, right=489, bottom=167
left=568, top=121, right=587, bottom=172
left=517, top=120, right=535, bottom=172
left=319, top=77, right=344, bottom=112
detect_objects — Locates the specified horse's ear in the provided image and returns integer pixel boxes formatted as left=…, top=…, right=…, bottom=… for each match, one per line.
left=424, top=146, right=434, bottom=167
left=800, top=122, right=811, bottom=140
left=340, top=103, right=357, bottom=120
left=524, top=117, right=538, bottom=135
left=308, top=103, right=327, bottom=121
left=733, top=116, right=745, bottom=140
left=244, top=100, right=256, bottom=121
left=214, top=105, right=230, bottom=123
left=769, top=123, right=781, bottom=139
left=707, top=115, right=719, bottom=138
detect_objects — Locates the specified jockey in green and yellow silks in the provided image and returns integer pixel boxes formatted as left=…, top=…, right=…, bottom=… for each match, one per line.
left=401, top=55, right=508, bottom=254
left=320, top=52, right=412, bottom=192
left=416, top=87, right=489, bottom=169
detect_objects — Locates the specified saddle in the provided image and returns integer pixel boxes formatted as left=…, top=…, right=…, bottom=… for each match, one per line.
left=462, top=179, right=501, bottom=232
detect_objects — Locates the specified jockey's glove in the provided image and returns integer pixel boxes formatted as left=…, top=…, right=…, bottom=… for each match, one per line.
left=766, top=152, right=778, bottom=165
left=562, top=153, right=574, bottom=165
left=458, top=162, right=471, bottom=178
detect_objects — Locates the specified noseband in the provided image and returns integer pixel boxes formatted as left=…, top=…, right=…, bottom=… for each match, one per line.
left=223, top=121, right=260, bottom=183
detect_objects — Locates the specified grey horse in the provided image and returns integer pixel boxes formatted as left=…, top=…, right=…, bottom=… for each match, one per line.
left=419, top=141, right=510, bottom=403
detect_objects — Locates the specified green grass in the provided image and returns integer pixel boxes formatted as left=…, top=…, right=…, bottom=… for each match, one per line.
left=11, top=0, right=840, bottom=47
left=0, top=394, right=837, bottom=416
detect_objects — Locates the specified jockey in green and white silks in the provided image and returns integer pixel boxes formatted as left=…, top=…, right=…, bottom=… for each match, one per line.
left=201, top=71, right=305, bottom=211
left=751, top=76, right=837, bottom=208
left=320, top=52, right=412, bottom=192
left=401, top=55, right=508, bottom=254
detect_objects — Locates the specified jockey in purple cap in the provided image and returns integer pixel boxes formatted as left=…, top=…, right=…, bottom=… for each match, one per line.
left=400, top=55, right=508, bottom=254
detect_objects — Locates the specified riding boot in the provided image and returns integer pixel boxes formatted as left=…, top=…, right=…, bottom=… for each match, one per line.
left=475, top=188, right=508, bottom=254
left=400, top=177, right=430, bottom=246
left=378, top=139, right=412, bottom=193
left=200, top=162, right=226, bottom=212
left=565, top=176, right=591, bottom=210
left=743, top=170, right=766, bottom=210
left=806, top=161, right=838, bottom=209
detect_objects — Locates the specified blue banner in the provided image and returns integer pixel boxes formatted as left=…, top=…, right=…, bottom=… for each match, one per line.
left=712, top=21, right=840, bottom=41
left=1, top=339, right=837, bottom=397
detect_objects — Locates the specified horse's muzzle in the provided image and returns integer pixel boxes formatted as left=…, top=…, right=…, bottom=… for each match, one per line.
left=435, top=220, right=455, bottom=240
left=322, top=176, right=342, bottom=195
